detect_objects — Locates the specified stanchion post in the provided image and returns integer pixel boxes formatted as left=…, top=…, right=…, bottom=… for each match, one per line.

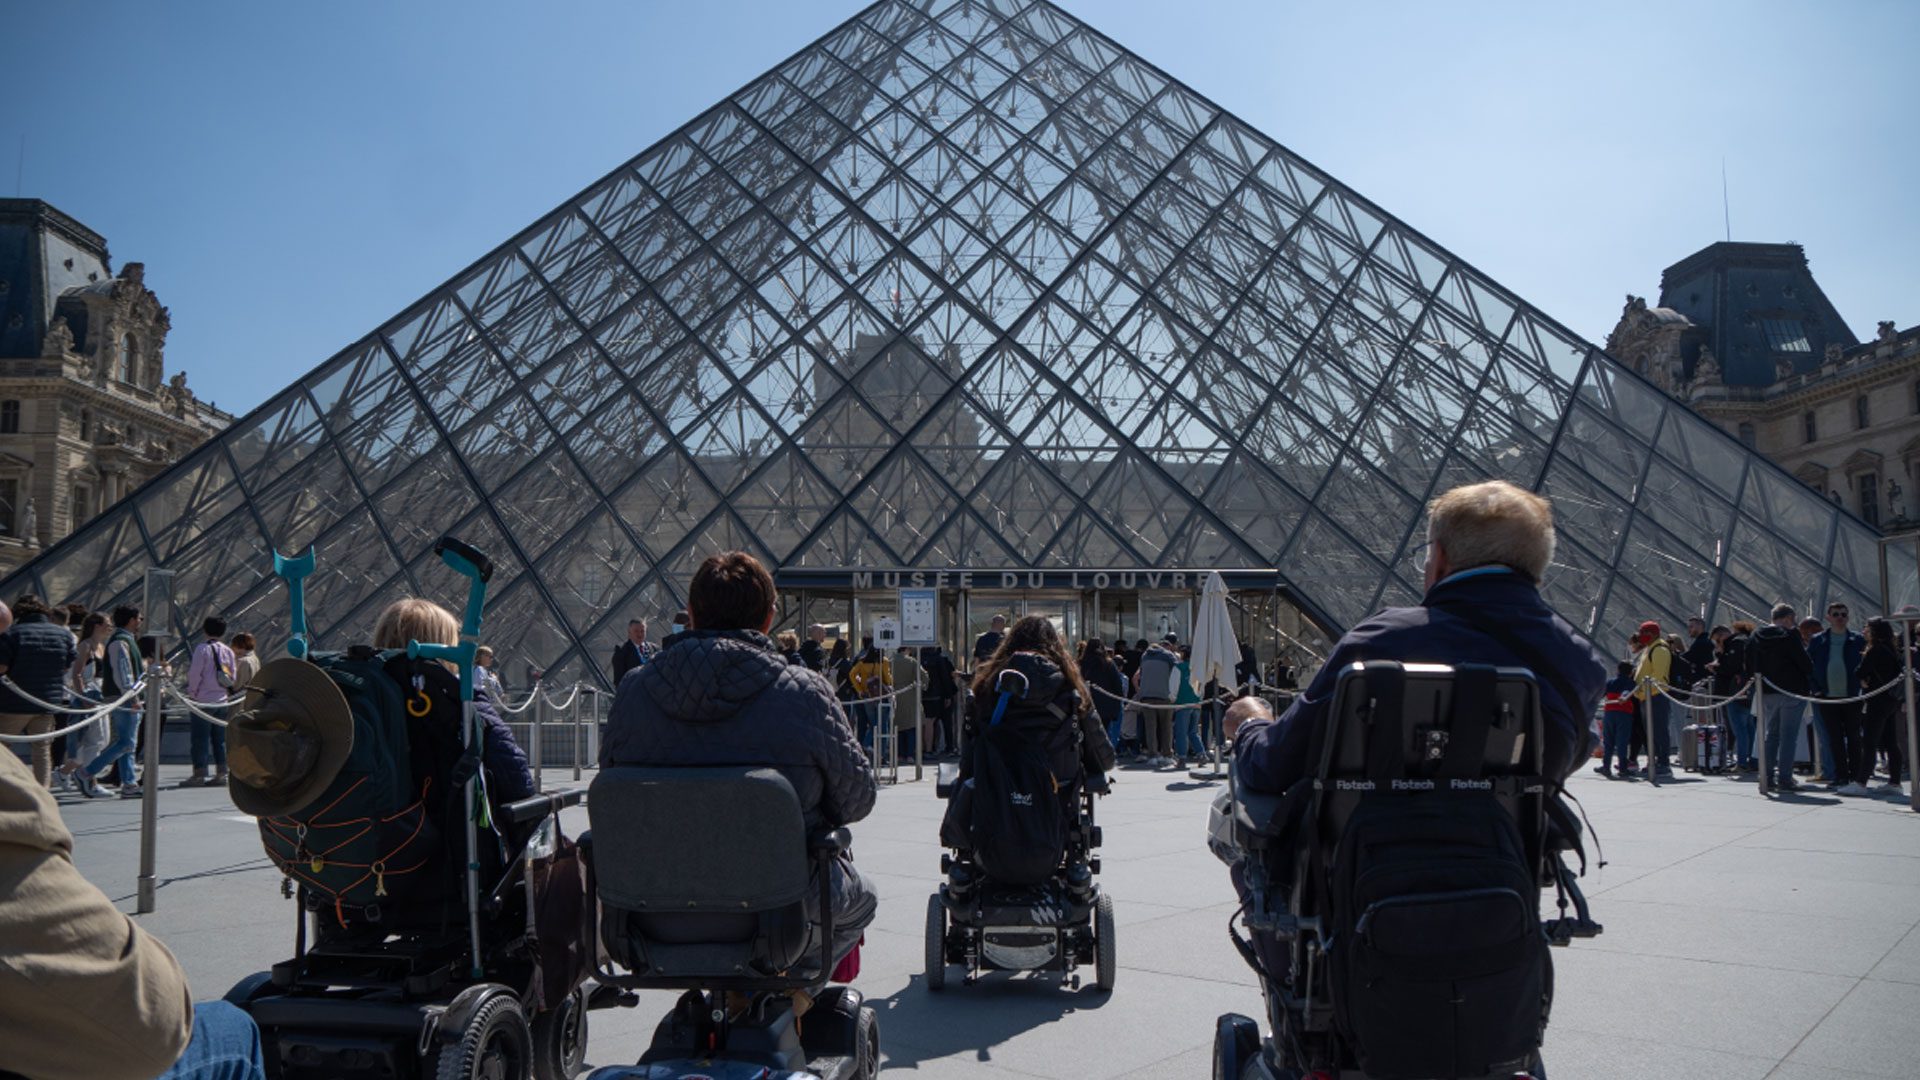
left=136, top=567, right=174, bottom=915
left=1904, top=636, right=1918, bottom=813
left=1756, top=678, right=1770, bottom=796
left=1641, top=677, right=1660, bottom=788
left=572, top=687, right=583, bottom=782
left=531, top=690, right=544, bottom=794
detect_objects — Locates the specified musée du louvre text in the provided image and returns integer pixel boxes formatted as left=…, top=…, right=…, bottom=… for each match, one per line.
left=778, top=568, right=1285, bottom=591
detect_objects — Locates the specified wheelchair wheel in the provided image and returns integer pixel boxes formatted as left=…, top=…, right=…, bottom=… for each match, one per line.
left=854, top=1004, right=881, bottom=1080
left=434, top=993, right=532, bottom=1080
left=1093, top=893, right=1116, bottom=992
left=531, top=986, right=588, bottom=1080
left=924, top=894, right=947, bottom=991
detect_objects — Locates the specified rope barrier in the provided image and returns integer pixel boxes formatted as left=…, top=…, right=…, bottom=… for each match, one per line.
left=1088, top=684, right=1240, bottom=709
left=0, top=706, right=124, bottom=744
left=1758, top=675, right=1906, bottom=707
left=840, top=685, right=906, bottom=707
left=0, top=677, right=145, bottom=716
left=540, top=684, right=581, bottom=712
left=164, top=686, right=233, bottom=727
left=495, top=681, right=545, bottom=715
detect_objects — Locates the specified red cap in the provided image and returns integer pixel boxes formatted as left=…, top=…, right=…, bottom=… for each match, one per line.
left=1638, top=620, right=1662, bottom=637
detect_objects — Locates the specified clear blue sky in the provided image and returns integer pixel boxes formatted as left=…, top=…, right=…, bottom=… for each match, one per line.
left=11, top=0, right=1916, bottom=420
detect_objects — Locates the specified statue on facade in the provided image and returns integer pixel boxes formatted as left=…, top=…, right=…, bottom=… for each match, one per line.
left=21, top=498, right=37, bottom=546
left=40, top=317, right=73, bottom=357
left=1774, top=355, right=1796, bottom=383
left=1623, top=294, right=1648, bottom=317
left=1693, top=344, right=1721, bottom=386
left=1825, top=342, right=1845, bottom=364
left=1880, top=320, right=1900, bottom=344
left=169, top=370, right=188, bottom=394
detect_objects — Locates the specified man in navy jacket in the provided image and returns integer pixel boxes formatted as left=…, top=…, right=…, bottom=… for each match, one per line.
left=1807, top=601, right=1868, bottom=792
left=1233, top=481, right=1608, bottom=796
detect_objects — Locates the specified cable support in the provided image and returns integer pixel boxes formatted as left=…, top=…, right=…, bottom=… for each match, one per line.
left=1757, top=675, right=1908, bottom=707
left=0, top=677, right=146, bottom=716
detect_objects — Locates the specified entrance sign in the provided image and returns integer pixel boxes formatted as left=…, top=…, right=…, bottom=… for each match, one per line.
left=898, top=588, right=937, bottom=646
left=873, top=616, right=901, bottom=651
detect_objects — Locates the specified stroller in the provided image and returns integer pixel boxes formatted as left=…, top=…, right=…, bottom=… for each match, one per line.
left=926, top=665, right=1115, bottom=991
left=1213, top=661, right=1603, bottom=1080
left=225, top=537, right=600, bottom=1080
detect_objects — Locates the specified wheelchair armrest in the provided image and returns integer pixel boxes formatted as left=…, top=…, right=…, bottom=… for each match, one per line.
left=809, top=826, right=851, bottom=856
left=935, top=760, right=959, bottom=799
left=503, top=788, right=585, bottom=826
left=575, top=830, right=592, bottom=865
left=1232, top=787, right=1289, bottom=840
left=1084, top=772, right=1111, bottom=796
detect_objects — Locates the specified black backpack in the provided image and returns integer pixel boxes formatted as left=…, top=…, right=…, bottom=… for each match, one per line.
left=946, top=693, right=1079, bottom=886
left=1665, top=643, right=1695, bottom=692
left=257, top=648, right=445, bottom=927
left=1327, top=792, right=1550, bottom=1079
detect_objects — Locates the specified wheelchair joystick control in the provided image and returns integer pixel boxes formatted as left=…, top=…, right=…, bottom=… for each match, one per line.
left=946, top=860, right=976, bottom=900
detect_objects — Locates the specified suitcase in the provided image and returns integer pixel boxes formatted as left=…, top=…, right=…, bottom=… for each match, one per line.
left=1682, top=723, right=1727, bottom=773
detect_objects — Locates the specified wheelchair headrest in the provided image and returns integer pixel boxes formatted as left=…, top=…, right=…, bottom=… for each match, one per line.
left=588, top=766, right=810, bottom=914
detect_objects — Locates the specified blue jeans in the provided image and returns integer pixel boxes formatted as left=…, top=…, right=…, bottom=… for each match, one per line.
left=1725, top=700, right=1756, bottom=767
left=159, top=1001, right=266, bottom=1080
left=84, top=707, right=141, bottom=785
left=1105, top=715, right=1122, bottom=751
left=1763, top=694, right=1807, bottom=785
left=1809, top=706, right=1838, bottom=777
left=1602, top=710, right=1633, bottom=770
left=1173, top=707, right=1201, bottom=758
left=191, top=706, right=227, bottom=771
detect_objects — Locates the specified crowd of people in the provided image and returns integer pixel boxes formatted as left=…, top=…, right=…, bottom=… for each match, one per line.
left=1601, top=605, right=1909, bottom=795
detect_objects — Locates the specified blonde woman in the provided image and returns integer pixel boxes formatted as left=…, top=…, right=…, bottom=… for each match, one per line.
left=372, top=598, right=534, bottom=803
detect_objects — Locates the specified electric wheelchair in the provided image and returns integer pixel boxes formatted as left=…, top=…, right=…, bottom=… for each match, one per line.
left=580, top=765, right=881, bottom=1080
left=1213, top=662, right=1603, bottom=1080
left=224, top=788, right=596, bottom=1080
left=925, top=666, right=1115, bottom=992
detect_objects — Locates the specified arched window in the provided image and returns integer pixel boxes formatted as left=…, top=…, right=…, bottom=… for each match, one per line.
left=1857, top=395, right=1871, bottom=430
left=120, top=335, right=138, bottom=383
left=1738, top=421, right=1756, bottom=448
left=1803, top=410, right=1817, bottom=444
left=0, top=401, right=17, bottom=434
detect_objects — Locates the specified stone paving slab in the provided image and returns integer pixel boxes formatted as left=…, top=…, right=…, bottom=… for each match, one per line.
left=36, top=758, right=1920, bottom=1079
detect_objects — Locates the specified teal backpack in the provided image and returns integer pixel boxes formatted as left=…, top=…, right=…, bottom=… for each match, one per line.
left=257, top=646, right=446, bottom=928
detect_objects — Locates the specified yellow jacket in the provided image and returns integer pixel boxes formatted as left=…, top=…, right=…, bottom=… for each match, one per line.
left=849, top=656, right=892, bottom=698
left=1632, top=639, right=1672, bottom=700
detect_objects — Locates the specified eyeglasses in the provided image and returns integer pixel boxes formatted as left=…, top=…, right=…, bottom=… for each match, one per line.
left=1830, top=610, right=1850, bottom=619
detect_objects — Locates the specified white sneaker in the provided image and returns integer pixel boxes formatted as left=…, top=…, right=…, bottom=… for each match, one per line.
left=1837, top=783, right=1870, bottom=797
left=118, top=785, right=144, bottom=799
left=1882, top=781, right=1905, bottom=795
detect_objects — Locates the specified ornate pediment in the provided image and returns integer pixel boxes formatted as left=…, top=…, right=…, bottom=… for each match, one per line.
left=1842, top=448, right=1885, bottom=475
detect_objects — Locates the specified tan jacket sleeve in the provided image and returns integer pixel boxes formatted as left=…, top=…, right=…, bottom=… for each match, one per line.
left=0, top=749, right=193, bottom=1080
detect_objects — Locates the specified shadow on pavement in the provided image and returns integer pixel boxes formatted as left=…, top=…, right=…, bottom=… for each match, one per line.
left=871, top=972, right=1108, bottom=1067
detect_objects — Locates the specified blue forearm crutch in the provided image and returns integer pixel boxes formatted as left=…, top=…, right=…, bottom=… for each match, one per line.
left=272, top=549, right=316, bottom=659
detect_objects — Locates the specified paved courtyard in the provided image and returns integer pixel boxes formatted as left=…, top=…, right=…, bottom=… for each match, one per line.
left=53, top=759, right=1920, bottom=1079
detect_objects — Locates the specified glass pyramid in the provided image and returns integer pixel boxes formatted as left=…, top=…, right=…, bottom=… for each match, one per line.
left=3, top=0, right=1882, bottom=684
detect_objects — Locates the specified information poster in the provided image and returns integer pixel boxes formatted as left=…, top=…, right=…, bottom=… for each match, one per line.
left=873, top=616, right=902, bottom=651
left=898, top=587, right=937, bottom=646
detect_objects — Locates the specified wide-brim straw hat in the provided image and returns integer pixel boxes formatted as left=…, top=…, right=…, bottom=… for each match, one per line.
left=225, top=658, right=353, bottom=818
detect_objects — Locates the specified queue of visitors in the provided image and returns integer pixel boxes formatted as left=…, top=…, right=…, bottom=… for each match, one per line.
left=1608, top=599, right=1909, bottom=795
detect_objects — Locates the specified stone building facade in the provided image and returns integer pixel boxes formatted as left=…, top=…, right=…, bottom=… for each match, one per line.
left=0, top=199, right=230, bottom=576
left=1606, top=241, right=1917, bottom=531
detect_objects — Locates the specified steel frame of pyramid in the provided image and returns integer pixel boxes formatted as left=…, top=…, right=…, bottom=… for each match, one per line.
left=2, top=0, right=1882, bottom=686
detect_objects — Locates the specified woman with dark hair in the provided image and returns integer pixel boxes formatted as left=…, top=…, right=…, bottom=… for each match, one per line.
left=964, top=616, right=1115, bottom=784
left=1078, top=638, right=1126, bottom=751
left=1856, top=616, right=1905, bottom=794
left=829, top=636, right=854, bottom=708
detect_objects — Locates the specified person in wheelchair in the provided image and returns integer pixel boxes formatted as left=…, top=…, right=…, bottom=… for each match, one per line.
left=957, top=615, right=1116, bottom=801
left=600, top=551, right=877, bottom=971
left=1220, top=481, right=1609, bottom=1080
left=1234, top=481, right=1607, bottom=801
left=371, top=597, right=535, bottom=819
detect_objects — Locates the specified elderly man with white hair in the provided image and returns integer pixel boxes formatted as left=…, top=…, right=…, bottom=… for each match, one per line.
left=1234, top=480, right=1608, bottom=797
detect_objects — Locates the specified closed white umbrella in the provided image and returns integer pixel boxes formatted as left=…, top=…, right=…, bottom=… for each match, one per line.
left=1188, top=571, right=1239, bottom=781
